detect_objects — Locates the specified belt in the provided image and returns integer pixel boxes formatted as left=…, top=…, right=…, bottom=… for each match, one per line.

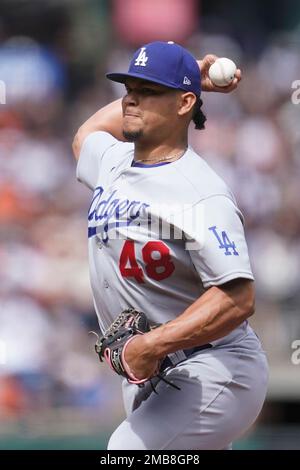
left=160, top=343, right=212, bottom=373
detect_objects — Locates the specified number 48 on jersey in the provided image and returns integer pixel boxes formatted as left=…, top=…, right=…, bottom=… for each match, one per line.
left=119, top=240, right=175, bottom=283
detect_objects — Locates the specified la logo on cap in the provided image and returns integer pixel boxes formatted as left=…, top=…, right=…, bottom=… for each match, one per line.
left=135, top=47, right=148, bottom=67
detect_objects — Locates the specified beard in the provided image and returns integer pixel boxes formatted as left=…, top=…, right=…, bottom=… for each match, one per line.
left=122, top=129, right=143, bottom=142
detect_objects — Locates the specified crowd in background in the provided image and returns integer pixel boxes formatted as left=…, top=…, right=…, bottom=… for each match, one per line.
left=0, top=0, right=300, bottom=430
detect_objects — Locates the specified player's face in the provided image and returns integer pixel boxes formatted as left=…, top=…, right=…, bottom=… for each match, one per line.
left=122, top=78, right=179, bottom=142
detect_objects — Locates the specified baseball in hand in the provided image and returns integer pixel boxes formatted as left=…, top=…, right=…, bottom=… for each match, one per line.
left=208, top=58, right=237, bottom=87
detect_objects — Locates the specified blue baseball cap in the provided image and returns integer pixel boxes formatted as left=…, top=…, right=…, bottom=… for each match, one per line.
left=106, top=41, right=201, bottom=97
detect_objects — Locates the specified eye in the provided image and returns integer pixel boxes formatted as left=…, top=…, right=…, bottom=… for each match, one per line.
left=141, top=87, right=162, bottom=95
left=124, top=85, right=165, bottom=96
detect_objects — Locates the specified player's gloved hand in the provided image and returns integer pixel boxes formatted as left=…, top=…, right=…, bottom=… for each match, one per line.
left=198, top=54, right=242, bottom=93
left=94, top=308, right=161, bottom=385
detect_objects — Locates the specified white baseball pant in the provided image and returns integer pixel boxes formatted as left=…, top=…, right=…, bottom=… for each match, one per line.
left=107, top=331, right=268, bottom=450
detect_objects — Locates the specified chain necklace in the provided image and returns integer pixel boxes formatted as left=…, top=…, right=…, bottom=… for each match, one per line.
left=134, top=148, right=187, bottom=164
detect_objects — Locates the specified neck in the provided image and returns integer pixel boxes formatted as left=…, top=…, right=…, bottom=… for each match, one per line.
left=134, top=137, right=188, bottom=164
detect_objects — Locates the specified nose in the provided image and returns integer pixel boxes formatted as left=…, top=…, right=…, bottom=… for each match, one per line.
left=123, top=89, right=139, bottom=107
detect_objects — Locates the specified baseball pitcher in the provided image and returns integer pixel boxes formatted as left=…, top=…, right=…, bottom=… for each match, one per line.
left=73, top=41, right=268, bottom=450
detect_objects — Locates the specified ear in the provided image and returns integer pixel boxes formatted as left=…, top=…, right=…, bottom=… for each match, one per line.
left=177, top=92, right=197, bottom=116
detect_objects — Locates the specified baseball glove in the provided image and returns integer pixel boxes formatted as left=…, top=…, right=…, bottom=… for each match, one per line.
left=93, top=308, right=181, bottom=391
left=94, top=308, right=159, bottom=385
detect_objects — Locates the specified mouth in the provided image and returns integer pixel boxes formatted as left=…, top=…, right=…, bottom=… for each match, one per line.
left=124, top=110, right=141, bottom=118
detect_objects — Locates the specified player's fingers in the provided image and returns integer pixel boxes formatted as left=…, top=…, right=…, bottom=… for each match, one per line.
left=235, top=68, right=242, bottom=81
left=202, top=54, right=218, bottom=66
left=222, top=77, right=239, bottom=93
left=198, top=54, right=219, bottom=74
left=207, top=77, right=239, bottom=94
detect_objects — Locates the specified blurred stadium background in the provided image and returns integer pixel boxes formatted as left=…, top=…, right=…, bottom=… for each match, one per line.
left=0, top=0, right=300, bottom=450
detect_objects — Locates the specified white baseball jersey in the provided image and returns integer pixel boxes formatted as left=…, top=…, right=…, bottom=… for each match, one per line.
left=76, top=131, right=254, bottom=346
